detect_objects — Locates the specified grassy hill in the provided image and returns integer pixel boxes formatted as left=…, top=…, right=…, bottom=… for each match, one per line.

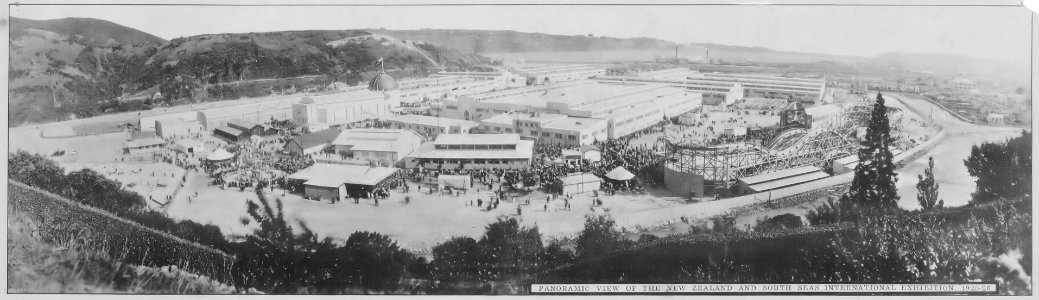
left=7, top=211, right=238, bottom=293
left=8, top=18, right=492, bottom=126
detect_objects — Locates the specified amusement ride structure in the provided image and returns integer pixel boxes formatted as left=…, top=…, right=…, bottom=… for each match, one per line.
left=664, top=98, right=904, bottom=189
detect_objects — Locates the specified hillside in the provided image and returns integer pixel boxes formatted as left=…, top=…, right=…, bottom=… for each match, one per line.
left=10, top=17, right=166, bottom=46
left=369, top=28, right=861, bottom=64
left=866, top=52, right=1029, bottom=85
left=8, top=211, right=238, bottom=293
left=8, top=18, right=492, bottom=126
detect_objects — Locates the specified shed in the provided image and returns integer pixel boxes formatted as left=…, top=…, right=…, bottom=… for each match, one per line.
left=437, top=175, right=472, bottom=190
left=283, top=128, right=342, bottom=156
left=559, top=172, right=601, bottom=194
left=578, top=145, right=602, bottom=162
left=124, top=137, right=165, bottom=154
left=214, top=126, right=249, bottom=142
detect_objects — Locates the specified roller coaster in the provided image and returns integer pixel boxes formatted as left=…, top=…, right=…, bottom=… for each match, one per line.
left=664, top=98, right=904, bottom=186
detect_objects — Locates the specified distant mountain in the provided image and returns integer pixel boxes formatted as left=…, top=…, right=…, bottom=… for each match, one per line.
left=369, top=29, right=861, bottom=65
left=9, top=18, right=492, bottom=126
left=867, top=52, right=1028, bottom=85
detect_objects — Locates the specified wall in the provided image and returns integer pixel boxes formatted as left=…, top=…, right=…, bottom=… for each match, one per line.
left=304, top=184, right=340, bottom=200
left=663, top=166, right=705, bottom=198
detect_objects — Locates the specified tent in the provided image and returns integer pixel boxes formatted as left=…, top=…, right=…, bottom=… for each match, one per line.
left=605, top=166, right=635, bottom=181
left=206, top=148, right=234, bottom=161
left=438, top=175, right=472, bottom=190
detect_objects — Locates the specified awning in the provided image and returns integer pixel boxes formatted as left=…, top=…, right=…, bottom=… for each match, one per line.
left=605, top=166, right=635, bottom=181
left=207, top=148, right=234, bottom=161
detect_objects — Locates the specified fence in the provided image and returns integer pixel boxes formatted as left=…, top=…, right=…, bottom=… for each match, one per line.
left=8, top=181, right=236, bottom=284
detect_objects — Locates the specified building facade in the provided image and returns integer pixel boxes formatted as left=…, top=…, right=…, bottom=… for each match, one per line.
left=433, top=80, right=700, bottom=140
left=517, top=65, right=607, bottom=85
left=406, top=134, right=535, bottom=170
left=332, top=129, right=424, bottom=163
left=379, top=114, right=480, bottom=139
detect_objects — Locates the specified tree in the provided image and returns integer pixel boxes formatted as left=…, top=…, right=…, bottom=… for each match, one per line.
left=575, top=215, right=625, bottom=259
left=964, top=130, right=1032, bottom=203
left=431, top=236, right=489, bottom=282
left=754, top=213, right=803, bottom=232
left=8, top=151, right=68, bottom=195
left=841, top=93, right=900, bottom=212
left=477, top=217, right=543, bottom=280
left=342, top=231, right=414, bottom=291
left=66, top=169, right=145, bottom=212
left=916, top=157, right=943, bottom=210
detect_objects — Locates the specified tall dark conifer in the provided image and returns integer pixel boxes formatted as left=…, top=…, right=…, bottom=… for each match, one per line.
left=843, top=93, right=900, bottom=211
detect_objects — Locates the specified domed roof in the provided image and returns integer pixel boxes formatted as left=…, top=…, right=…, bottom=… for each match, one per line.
left=782, top=101, right=807, bottom=111
left=368, top=72, right=398, bottom=91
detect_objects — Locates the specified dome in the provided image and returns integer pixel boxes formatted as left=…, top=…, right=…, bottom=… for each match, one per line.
left=368, top=72, right=399, bottom=91
left=782, top=101, right=807, bottom=111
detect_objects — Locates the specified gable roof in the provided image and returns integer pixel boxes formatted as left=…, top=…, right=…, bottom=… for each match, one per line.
left=214, top=126, right=247, bottom=137
left=287, top=128, right=342, bottom=150
left=227, top=120, right=260, bottom=130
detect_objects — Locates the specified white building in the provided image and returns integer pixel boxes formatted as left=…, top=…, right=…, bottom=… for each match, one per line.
left=600, top=68, right=826, bottom=103
left=434, top=70, right=526, bottom=89
left=433, top=80, right=700, bottom=139
left=139, top=111, right=199, bottom=132
left=393, top=76, right=503, bottom=104
left=479, top=112, right=609, bottom=146
left=197, top=100, right=293, bottom=130
left=380, top=114, right=480, bottom=139
left=986, top=113, right=1007, bottom=124
left=805, top=104, right=843, bottom=124
left=155, top=117, right=204, bottom=138
left=951, top=77, right=978, bottom=90
left=291, top=92, right=394, bottom=132
left=331, top=129, right=424, bottom=163
left=406, top=134, right=534, bottom=170
left=517, top=65, right=606, bottom=85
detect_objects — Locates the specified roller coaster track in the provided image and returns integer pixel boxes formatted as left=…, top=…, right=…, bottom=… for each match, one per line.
left=666, top=98, right=905, bottom=182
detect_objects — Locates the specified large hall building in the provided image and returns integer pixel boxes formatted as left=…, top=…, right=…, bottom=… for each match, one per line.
left=600, top=68, right=826, bottom=104
left=431, top=80, right=701, bottom=141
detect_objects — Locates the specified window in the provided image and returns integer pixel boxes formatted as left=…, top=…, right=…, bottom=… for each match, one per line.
left=542, top=132, right=550, bottom=137
left=475, top=159, right=486, bottom=164
left=569, top=135, right=576, bottom=140
left=530, top=130, right=538, bottom=136
left=555, top=133, right=563, bottom=139
left=494, top=127, right=501, bottom=131
left=448, top=145, right=461, bottom=150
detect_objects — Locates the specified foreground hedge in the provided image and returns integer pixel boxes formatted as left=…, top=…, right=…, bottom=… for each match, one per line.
left=8, top=181, right=235, bottom=284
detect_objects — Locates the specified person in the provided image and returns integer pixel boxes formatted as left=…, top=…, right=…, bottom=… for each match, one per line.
left=544, top=203, right=548, bottom=211
left=517, top=206, right=522, bottom=215
left=477, top=199, right=483, bottom=207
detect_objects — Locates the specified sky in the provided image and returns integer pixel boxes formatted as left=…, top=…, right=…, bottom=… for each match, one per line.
left=9, top=3, right=1034, bottom=63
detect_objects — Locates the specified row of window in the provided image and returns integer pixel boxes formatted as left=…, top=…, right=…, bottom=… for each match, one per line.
left=434, top=144, right=518, bottom=150
left=420, top=159, right=526, bottom=165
